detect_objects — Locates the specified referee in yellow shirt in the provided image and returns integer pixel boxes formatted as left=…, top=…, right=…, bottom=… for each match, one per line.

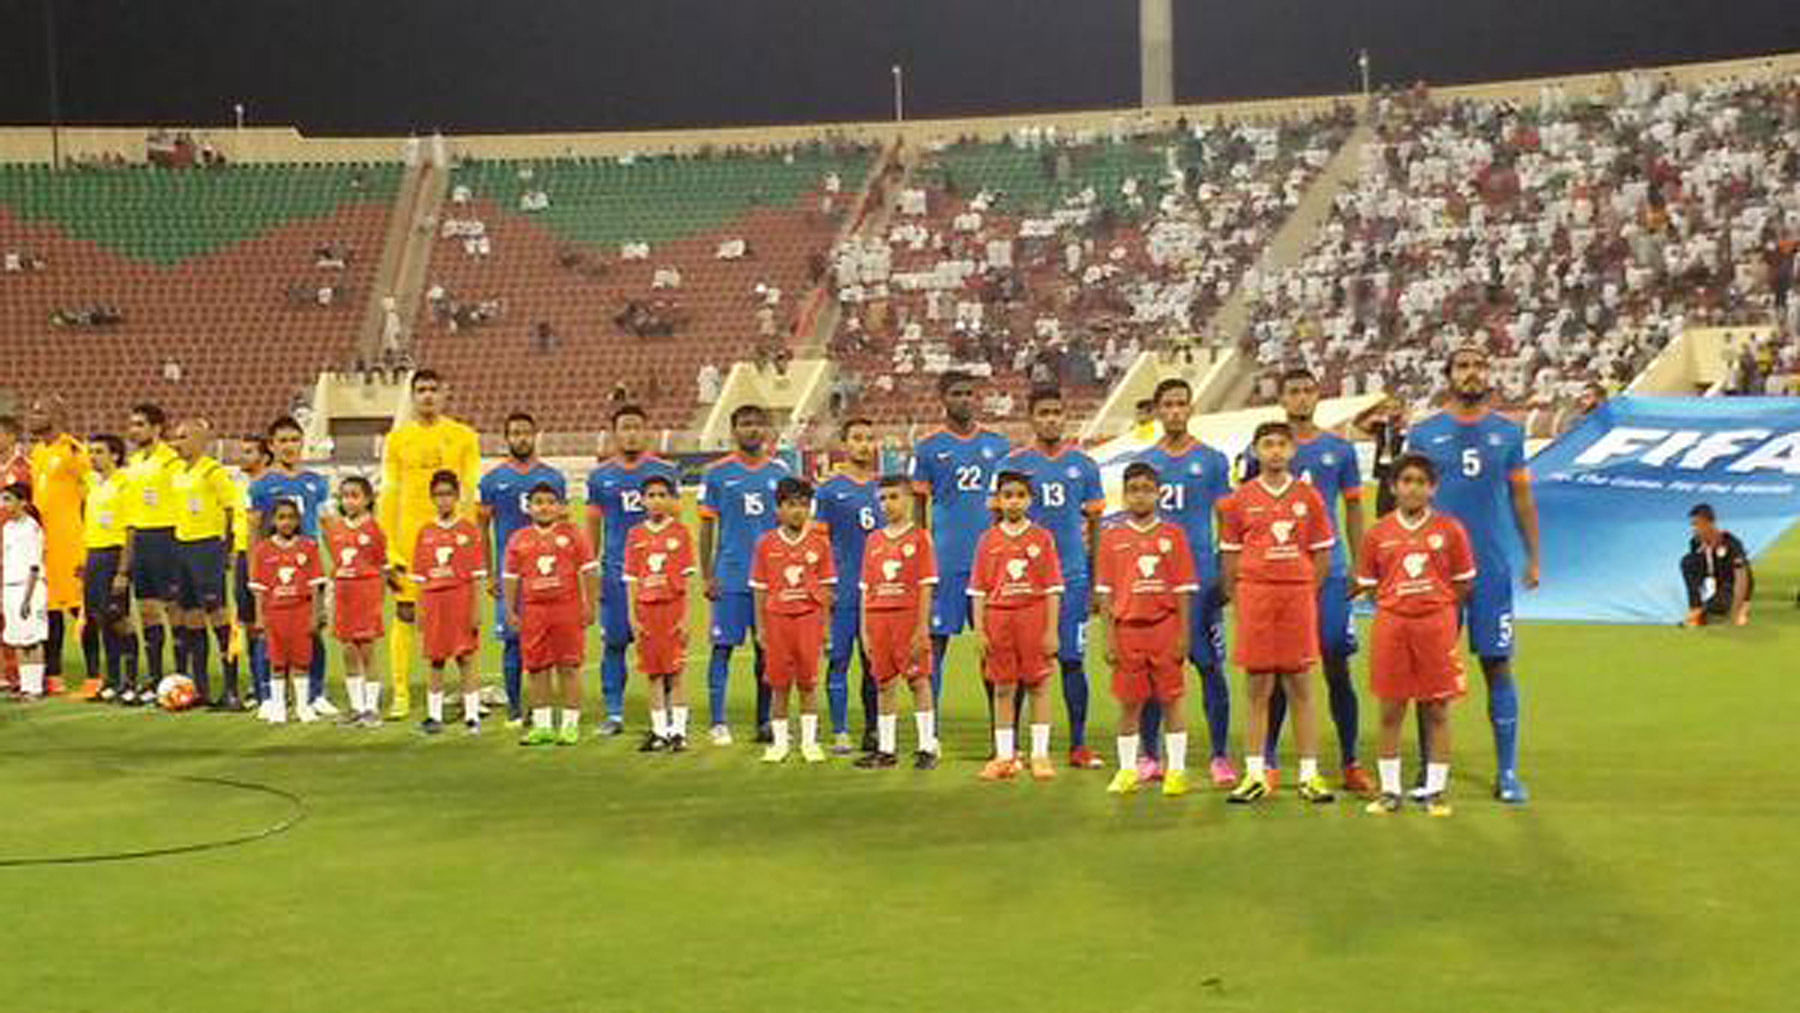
left=82, top=434, right=139, bottom=701
left=171, top=418, right=242, bottom=707
left=25, top=397, right=91, bottom=693
left=380, top=370, right=480, bottom=718
left=116, top=403, right=183, bottom=699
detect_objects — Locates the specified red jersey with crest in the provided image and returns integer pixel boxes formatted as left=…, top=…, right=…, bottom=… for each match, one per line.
left=860, top=525, right=938, bottom=614
left=623, top=518, right=696, bottom=605
left=504, top=521, right=596, bottom=605
left=248, top=535, right=325, bottom=609
left=1356, top=510, right=1477, bottom=617
left=324, top=516, right=388, bottom=582
left=410, top=518, right=487, bottom=591
left=1218, top=476, right=1334, bottom=584
left=749, top=523, right=836, bottom=616
left=1095, top=519, right=1198, bottom=623
left=969, top=522, right=1063, bottom=609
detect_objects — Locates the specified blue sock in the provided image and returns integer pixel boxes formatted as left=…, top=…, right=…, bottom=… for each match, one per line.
left=502, top=635, right=523, bottom=718
left=1139, top=700, right=1162, bottom=760
left=707, top=645, right=733, bottom=727
left=1264, top=685, right=1288, bottom=767
left=1323, top=653, right=1360, bottom=768
left=1060, top=659, right=1089, bottom=748
left=826, top=651, right=852, bottom=735
left=250, top=635, right=269, bottom=698
left=307, top=634, right=326, bottom=702
left=1485, top=661, right=1521, bottom=776
left=753, top=645, right=771, bottom=728
left=1199, top=664, right=1230, bottom=760
left=602, top=643, right=629, bottom=721
left=929, top=635, right=948, bottom=704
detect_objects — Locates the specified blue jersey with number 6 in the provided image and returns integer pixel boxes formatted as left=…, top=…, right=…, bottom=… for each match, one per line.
left=910, top=428, right=1011, bottom=577
left=813, top=473, right=880, bottom=593
left=480, top=460, right=565, bottom=567
left=585, top=455, right=681, bottom=578
left=698, top=454, right=788, bottom=593
left=1134, top=440, right=1231, bottom=583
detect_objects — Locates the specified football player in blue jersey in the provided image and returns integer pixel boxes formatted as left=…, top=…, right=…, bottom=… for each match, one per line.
left=585, top=405, right=681, bottom=735
left=813, top=417, right=881, bottom=754
left=998, top=388, right=1106, bottom=769
left=910, top=372, right=1012, bottom=717
left=1405, top=347, right=1542, bottom=804
left=1132, top=378, right=1236, bottom=786
left=479, top=411, right=565, bottom=727
left=247, top=415, right=334, bottom=716
left=699, top=403, right=787, bottom=746
left=1249, top=368, right=1375, bottom=796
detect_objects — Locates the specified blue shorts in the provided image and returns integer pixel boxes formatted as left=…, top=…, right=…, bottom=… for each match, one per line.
left=131, top=527, right=181, bottom=602
left=828, top=596, right=862, bottom=661
left=711, top=590, right=757, bottom=647
left=930, top=570, right=973, bottom=636
left=176, top=538, right=229, bottom=611
left=600, top=572, right=633, bottom=645
left=1463, top=570, right=1515, bottom=660
left=1058, top=579, right=1090, bottom=663
left=1316, top=574, right=1358, bottom=658
left=1190, top=580, right=1225, bottom=671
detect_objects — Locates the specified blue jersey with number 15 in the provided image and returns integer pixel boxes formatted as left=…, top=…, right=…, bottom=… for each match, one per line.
left=910, top=427, right=1011, bottom=576
left=585, top=455, right=681, bottom=576
left=698, top=454, right=788, bottom=593
left=1134, top=440, right=1231, bottom=583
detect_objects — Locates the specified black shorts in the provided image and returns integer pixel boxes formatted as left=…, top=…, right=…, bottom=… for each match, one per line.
left=234, top=552, right=256, bottom=625
left=83, top=546, right=131, bottom=625
left=131, top=527, right=182, bottom=601
left=176, top=537, right=229, bottom=611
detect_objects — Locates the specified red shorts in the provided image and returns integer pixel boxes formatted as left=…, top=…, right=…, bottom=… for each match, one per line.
left=1112, top=614, right=1185, bottom=704
left=521, top=596, right=586, bottom=672
left=265, top=606, right=315, bottom=671
left=764, top=609, right=825, bottom=691
left=982, top=602, right=1052, bottom=687
left=1232, top=581, right=1319, bottom=673
left=1371, top=609, right=1467, bottom=702
left=333, top=577, right=385, bottom=643
left=865, top=607, right=927, bottom=685
left=634, top=597, right=687, bottom=676
left=421, top=584, right=478, bottom=663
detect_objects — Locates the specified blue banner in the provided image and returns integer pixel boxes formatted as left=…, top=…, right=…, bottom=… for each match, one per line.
left=1525, top=396, right=1800, bottom=623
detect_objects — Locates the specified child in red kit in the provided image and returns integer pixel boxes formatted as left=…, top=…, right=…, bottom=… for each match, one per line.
left=749, top=478, right=835, bottom=764
left=248, top=500, right=326, bottom=724
left=971, top=471, right=1063, bottom=783
left=410, top=470, right=487, bottom=736
left=324, top=475, right=391, bottom=726
left=854, top=474, right=939, bottom=770
left=507, top=482, right=598, bottom=747
left=623, top=474, right=696, bottom=752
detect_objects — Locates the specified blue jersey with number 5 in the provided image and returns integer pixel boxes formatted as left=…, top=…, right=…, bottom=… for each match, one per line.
left=585, top=455, right=681, bottom=577
left=1134, top=441, right=1231, bottom=583
left=698, top=454, right=788, bottom=593
left=910, top=428, right=1011, bottom=576
left=814, top=474, right=880, bottom=592
left=1406, top=411, right=1526, bottom=577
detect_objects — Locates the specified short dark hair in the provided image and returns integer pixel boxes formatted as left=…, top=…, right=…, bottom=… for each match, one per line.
left=729, top=403, right=767, bottom=427
left=994, top=470, right=1032, bottom=495
left=411, top=368, right=443, bottom=390
left=1392, top=453, right=1438, bottom=485
left=270, top=499, right=302, bottom=519
left=528, top=481, right=563, bottom=501
left=429, top=469, right=460, bottom=494
left=1123, top=461, right=1160, bottom=486
left=1252, top=421, right=1294, bottom=444
left=839, top=416, right=874, bottom=438
left=339, top=475, right=374, bottom=500
left=131, top=403, right=166, bottom=428
left=89, top=433, right=127, bottom=462
left=1152, top=378, right=1191, bottom=405
left=1134, top=398, right=1155, bottom=413
left=611, top=404, right=646, bottom=426
left=240, top=434, right=272, bottom=463
left=641, top=474, right=677, bottom=496
left=0, top=415, right=19, bottom=437
left=1027, top=387, right=1063, bottom=412
left=938, top=370, right=974, bottom=395
left=877, top=474, right=911, bottom=491
left=775, top=477, right=813, bottom=504
left=1445, top=346, right=1488, bottom=375
left=505, top=411, right=537, bottom=430
left=1279, top=367, right=1317, bottom=390
left=267, top=415, right=303, bottom=438
left=1688, top=503, right=1716, bottom=522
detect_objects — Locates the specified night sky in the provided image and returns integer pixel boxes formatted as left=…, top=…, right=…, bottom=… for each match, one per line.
left=2, top=0, right=1798, bottom=136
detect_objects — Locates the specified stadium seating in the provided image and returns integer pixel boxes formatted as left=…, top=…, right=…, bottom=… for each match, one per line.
left=413, top=145, right=876, bottom=433
left=0, top=163, right=401, bottom=432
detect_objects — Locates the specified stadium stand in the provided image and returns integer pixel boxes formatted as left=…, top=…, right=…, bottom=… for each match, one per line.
left=0, top=162, right=402, bottom=431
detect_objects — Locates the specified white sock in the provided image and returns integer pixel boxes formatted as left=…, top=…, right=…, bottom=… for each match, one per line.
left=269, top=677, right=287, bottom=716
left=427, top=691, right=445, bottom=722
left=1030, top=723, right=1051, bottom=759
left=914, top=710, right=937, bottom=753
left=650, top=709, right=669, bottom=736
left=346, top=675, right=366, bottom=712
left=878, top=713, right=898, bottom=754
left=1298, top=757, right=1320, bottom=783
left=1425, top=762, right=1450, bottom=794
left=671, top=705, right=689, bottom=736
left=1165, top=732, right=1188, bottom=773
left=560, top=708, right=581, bottom=733
left=1117, top=735, right=1139, bottom=771
left=799, top=713, right=819, bottom=747
left=532, top=706, right=553, bottom=729
left=291, top=676, right=311, bottom=711
left=1379, top=757, right=1402, bottom=795
left=462, top=692, right=481, bottom=723
left=365, top=680, right=381, bottom=713
left=995, top=727, right=1016, bottom=760
left=21, top=662, right=45, bottom=695
left=772, top=719, right=790, bottom=750
left=1246, top=755, right=1266, bottom=778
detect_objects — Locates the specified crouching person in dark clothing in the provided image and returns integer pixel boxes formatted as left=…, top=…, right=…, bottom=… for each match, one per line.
left=1681, top=504, right=1752, bottom=627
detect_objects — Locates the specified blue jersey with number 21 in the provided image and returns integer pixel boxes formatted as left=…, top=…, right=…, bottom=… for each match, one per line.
left=1134, top=440, right=1231, bottom=583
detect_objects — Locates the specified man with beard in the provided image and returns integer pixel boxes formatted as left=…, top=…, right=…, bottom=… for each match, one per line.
left=481, top=411, right=566, bottom=726
left=26, top=397, right=91, bottom=694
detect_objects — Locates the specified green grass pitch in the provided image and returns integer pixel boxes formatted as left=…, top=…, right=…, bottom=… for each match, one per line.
left=5, top=516, right=1799, bottom=1013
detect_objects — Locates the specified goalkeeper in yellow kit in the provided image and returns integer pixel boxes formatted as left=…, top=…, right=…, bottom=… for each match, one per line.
left=380, top=370, right=480, bottom=718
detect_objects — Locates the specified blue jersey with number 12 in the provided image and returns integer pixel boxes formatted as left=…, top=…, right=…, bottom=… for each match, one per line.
left=813, top=473, right=880, bottom=593
left=1406, top=411, right=1526, bottom=577
left=585, top=455, right=682, bottom=576
left=698, top=454, right=788, bottom=593
left=1134, top=440, right=1231, bottom=583
left=998, top=443, right=1104, bottom=585
left=910, top=428, right=1011, bottom=576
left=480, top=460, right=565, bottom=566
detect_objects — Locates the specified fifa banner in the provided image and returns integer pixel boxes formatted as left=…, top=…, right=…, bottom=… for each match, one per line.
left=1527, top=396, right=1800, bottom=624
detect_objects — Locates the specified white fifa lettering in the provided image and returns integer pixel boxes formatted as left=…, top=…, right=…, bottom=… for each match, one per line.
left=1572, top=427, right=1669, bottom=467
left=1727, top=431, right=1800, bottom=475
left=1639, top=430, right=1701, bottom=467
left=1675, top=430, right=1771, bottom=470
